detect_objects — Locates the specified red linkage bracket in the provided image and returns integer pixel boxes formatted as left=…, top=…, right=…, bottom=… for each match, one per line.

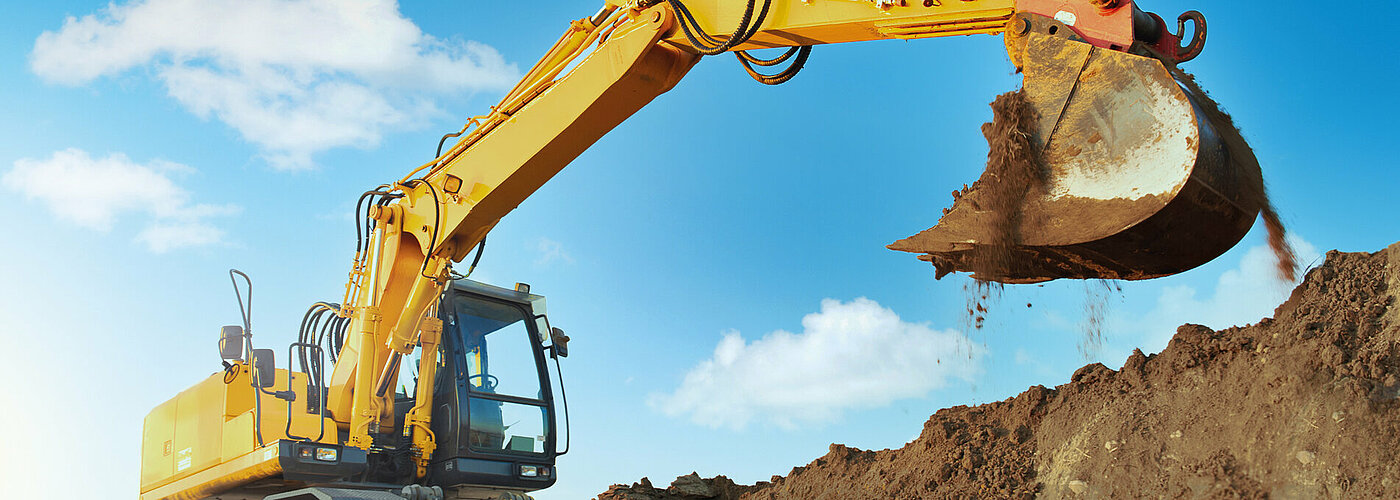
left=1015, top=0, right=1208, bottom=64
left=1015, top=0, right=1135, bottom=51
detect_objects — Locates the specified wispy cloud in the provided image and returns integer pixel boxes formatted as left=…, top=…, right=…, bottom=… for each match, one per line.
left=1118, top=236, right=1321, bottom=352
left=3, top=148, right=238, bottom=252
left=30, top=0, right=517, bottom=169
left=534, top=237, right=574, bottom=267
left=651, top=298, right=981, bottom=430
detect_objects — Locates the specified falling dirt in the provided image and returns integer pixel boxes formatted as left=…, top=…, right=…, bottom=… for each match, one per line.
left=1078, top=280, right=1122, bottom=360
left=1262, top=206, right=1298, bottom=281
left=969, top=88, right=1045, bottom=278
left=955, top=89, right=1043, bottom=331
left=964, top=280, right=999, bottom=332
left=1169, top=66, right=1298, bottom=282
left=598, top=242, right=1400, bottom=499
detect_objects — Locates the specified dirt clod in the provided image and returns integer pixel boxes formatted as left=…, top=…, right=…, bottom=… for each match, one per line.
left=600, top=243, right=1400, bottom=499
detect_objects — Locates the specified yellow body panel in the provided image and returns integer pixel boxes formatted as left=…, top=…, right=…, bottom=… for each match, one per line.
left=172, top=377, right=223, bottom=480
left=140, top=398, right=178, bottom=488
left=140, top=444, right=282, bottom=500
left=221, top=412, right=256, bottom=463
left=140, top=365, right=336, bottom=498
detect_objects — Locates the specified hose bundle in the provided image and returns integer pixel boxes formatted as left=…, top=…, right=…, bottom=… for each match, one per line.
left=665, top=0, right=812, bottom=85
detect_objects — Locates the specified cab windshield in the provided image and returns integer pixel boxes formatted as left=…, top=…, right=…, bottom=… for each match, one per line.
left=450, top=297, right=549, bottom=455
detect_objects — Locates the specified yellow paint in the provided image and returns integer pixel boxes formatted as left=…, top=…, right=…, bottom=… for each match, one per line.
left=141, top=0, right=1050, bottom=497
left=140, top=365, right=335, bottom=497
left=329, top=1, right=699, bottom=454
left=406, top=316, right=444, bottom=478
left=660, top=0, right=1014, bottom=48
left=140, top=398, right=177, bottom=488
left=140, top=443, right=282, bottom=500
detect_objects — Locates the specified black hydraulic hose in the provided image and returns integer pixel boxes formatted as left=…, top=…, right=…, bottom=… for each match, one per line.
left=311, top=309, right=329, bottom=371
left=332, top=317, right=347, bottom=364
left=464, top=237, right=487, bottom=278
left=666, top=0, right=759, bottom=55
left=667, top=0, right=807, bottom=86
left=668, top=0, right=737, bottom=49
left=436, top=130, right=462, bottom=160
left=313, top=309, right=331, bottom=348
left=326, top=316, right=347, bottom=364
left=355, top=185, right=402, bottom=256
left=354, top=191, right=382, bottom=254
left=736, top=45, right=812, bottom=85
left=285, top=342, right=327, bottom=442
left=405, top=179, right=443, bottom=280
left=736, top=0, right=773, bottom=43
left=736, top=46, right=799, bottom=67
left=673, top=0, right=725, bottom=46
left=297, top=303, right=323, bottom=370
left=321, top=314, right=340, bottom=363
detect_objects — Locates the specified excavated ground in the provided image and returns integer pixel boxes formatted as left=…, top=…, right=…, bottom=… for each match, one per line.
left=599, top=243, right=1400, bottom=499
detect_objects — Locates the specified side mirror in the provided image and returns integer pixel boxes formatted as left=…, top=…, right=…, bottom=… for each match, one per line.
left=550, top=327, right=569, bottom=359
left=219, top=326, right=245, bottom=361
left=251, top=349, right=276, bottom=388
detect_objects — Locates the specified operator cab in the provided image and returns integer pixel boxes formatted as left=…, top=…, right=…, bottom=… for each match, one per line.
left=421, top=279, right=567, bottom=495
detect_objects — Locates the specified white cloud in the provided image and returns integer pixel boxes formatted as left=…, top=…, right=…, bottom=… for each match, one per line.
left=30, top=0, right=517, bottom=169
left=534, top=237, right=574, bottom=267
left=137, top=220, right=227, bottom=253
left=3, top=148, right=238, bottom=252
left=650, top=298, right=981, bottom=430
left=1122, top=236, right=1321, bottom=352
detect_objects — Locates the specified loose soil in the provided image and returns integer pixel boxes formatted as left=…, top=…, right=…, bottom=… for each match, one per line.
left=599, top=243, right=1400, bottom=499
left=972, top=88, right=1044, bottom=278
left=960, top=89, right=1044, bottom=330
left=1079, top=280, right=1121, bottom=360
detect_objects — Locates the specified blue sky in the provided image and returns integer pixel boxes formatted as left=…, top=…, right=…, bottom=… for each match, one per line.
left=0, top=1, right=1396, bottom=498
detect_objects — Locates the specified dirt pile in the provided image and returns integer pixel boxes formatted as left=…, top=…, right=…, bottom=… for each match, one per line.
left=598, top=473, right=756, bottom=500
left=599, top=243, right=1400, bottom=499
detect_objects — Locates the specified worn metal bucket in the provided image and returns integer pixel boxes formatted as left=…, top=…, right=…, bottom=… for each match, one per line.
left=890, top=33, right=1262, bottom=283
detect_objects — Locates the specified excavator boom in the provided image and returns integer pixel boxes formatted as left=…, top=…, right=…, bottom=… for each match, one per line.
left=139, top=1, right=1266, bottom=499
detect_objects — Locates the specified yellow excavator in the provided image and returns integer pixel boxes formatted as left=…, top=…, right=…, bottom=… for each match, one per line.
left=139, top=0, right=1263, bottom=498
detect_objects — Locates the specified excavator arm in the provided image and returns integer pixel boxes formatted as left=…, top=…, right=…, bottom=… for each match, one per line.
left=333, top=0, right=1253, bottom=479
left=333, top=0, right=1254, bottom=478
left=326, top=2, right=701, bottom=461
left=142, top=1, right=1262, bottom=498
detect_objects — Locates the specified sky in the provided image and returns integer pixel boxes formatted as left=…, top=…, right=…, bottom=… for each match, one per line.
left=0, top=1, right=1396, bottom=498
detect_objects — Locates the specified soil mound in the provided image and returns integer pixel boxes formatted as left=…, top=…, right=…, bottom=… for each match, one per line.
left=599, top=243, right=1400, bottom=499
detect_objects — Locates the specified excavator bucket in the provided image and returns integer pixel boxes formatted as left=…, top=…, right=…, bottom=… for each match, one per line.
left=890, top=32, right=1262, bottom=284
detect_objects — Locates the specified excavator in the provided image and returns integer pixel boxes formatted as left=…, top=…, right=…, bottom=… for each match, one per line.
left=139, top=0, right=1264, bottom=498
